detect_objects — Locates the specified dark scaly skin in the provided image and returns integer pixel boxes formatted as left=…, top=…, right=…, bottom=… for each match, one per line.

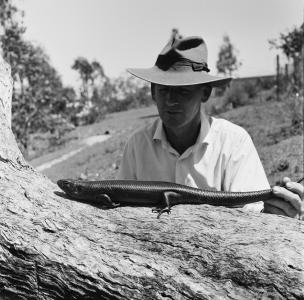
left=57, top=179, right=274, bottom=218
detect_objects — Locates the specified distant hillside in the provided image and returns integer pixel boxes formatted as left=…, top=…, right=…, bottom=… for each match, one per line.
left=233, top=75, right=276, bottom=83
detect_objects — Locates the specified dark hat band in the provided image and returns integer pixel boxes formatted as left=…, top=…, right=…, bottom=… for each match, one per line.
left=156, top=55, right=210, bottom=73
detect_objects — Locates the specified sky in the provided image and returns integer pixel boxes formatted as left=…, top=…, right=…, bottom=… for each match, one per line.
left=16, top=0, right=304, bottom=88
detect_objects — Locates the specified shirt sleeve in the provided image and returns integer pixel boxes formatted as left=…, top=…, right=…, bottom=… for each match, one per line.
left=116, top=137, right=137, bottom=180
left=223, top=132, right=270, bottom=212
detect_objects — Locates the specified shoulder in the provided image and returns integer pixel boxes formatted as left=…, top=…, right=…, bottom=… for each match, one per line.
left=211, top=117, right=251, bottom=142
left=208, top=117, right=255, bottom=155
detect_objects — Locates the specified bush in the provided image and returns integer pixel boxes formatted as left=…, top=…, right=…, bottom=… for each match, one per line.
left=258, top=88, right=276, bottom=102
left=222, top=83, right=250, bottom=108
left=285, top=88, right=303, bottom=135
left=242, top=80, right=258, bottom=99
left=257, top=77, right=276, bottom=90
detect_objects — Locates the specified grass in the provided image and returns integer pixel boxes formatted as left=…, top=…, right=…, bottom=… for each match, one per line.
left=218, top=100, right=303, bottom=185
left=30, top=106, right=159, bottom=181
left=30, top=94, right=303, bottom=186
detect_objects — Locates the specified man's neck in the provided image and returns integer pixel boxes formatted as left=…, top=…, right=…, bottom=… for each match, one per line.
left=164, top=115, right=202, bottom=155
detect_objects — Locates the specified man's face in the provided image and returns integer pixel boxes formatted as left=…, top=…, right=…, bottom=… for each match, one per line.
left=153, top=84, right=209, bottom=130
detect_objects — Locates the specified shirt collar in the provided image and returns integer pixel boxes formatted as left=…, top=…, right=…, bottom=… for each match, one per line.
left=153, top=111, right=212, bottom=146
left=153, top=117, right=164, bottom=141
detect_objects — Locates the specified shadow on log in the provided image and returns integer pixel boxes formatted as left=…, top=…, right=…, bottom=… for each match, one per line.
left=0, top=58, right=304, bottom=300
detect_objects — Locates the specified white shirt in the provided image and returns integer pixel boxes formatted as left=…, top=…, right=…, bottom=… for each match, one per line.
left=117, top=113, right=270, bottom=212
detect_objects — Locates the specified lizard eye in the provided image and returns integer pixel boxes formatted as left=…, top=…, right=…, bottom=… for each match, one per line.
left=66, top=182, right=77, bottom=194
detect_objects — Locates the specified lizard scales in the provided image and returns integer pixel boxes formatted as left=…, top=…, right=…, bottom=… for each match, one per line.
left=57, top=179, right=272, bottom=217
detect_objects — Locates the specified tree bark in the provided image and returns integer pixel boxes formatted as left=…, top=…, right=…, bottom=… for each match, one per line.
left=0, top=59, right=304, bottom=300
left=0, top=56, right=13, bottom=128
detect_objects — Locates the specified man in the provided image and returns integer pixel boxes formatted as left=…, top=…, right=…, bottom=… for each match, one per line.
left=117, top=34, right=303, bottom=219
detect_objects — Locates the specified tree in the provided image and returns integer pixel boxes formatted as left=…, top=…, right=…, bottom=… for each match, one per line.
left=0, top=0, right=26, bottom=79
left=107, top=74, right=152, bottom=113
left=91, top=60, right=105, bottom=85
left=269, top=24, right=303, bottom=60
left=90, top=60, right=108, bottom=120
left=71, top=57, right=109, bottom=125
left=269, top=24, right=304, bottom=87
left=216, top=35, right=241, bottom=76
left=1, top=0, right=76, bottom=157
left=71, top=57, right=94, bottom=100
left=11, top=43, right=70, bottom=155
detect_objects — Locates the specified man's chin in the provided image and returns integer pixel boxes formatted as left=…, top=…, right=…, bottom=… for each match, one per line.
left=162, top=118, right=186, bottom=130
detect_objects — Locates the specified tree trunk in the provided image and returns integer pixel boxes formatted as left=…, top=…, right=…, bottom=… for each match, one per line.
left=0, top=58, right=304, bottom=300
left=0, top=56, right=12, bottom=128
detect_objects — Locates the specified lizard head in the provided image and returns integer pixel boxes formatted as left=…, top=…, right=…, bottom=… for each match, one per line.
left=57, top=179, right=79, bottom=196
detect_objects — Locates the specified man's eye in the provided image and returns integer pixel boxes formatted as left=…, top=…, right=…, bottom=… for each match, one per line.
left=179, top=89, right=191, bottom=95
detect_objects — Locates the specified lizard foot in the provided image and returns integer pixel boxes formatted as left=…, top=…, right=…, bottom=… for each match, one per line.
left=151, top=191, right=181, bottom=218
left=96, top=194, right=120, bottom=208
left=152, top=206, right=171, bottom=219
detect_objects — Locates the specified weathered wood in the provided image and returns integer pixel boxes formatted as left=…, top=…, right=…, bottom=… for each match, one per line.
left=0, top=58, right=304, bottom=300
left=0, top=57, right=12, bottom=128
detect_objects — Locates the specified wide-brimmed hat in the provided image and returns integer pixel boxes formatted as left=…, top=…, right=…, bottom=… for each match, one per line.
left=127, top=34, right=232, bottom=87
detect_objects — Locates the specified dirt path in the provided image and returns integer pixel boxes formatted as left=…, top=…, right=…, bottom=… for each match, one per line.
left=34, top=134, right=111, bottom=171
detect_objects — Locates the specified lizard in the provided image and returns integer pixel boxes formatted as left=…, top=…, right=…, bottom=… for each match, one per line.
left=56, top=178, right=303, bottom=218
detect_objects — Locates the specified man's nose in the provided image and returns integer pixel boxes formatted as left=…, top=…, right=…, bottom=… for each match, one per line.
left=165, top=88, right=178, bottom=106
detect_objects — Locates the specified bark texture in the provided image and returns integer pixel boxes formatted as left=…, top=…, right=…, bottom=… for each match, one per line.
left=0, top=58, right=304, bottom=300
left=0, top=57, right=12, bottom=128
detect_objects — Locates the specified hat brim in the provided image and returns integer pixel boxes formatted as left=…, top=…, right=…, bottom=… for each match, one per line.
left=127, top=66, right=232, bottom=87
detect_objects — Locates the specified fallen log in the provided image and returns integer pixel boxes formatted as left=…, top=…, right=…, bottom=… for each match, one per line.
left=0, top=58, right=303, bottom=300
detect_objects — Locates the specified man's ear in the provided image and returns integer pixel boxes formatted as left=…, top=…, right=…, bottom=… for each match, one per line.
left=200, top=85, right=212, bottom=103
left=151, top=83, right=155, bottom=101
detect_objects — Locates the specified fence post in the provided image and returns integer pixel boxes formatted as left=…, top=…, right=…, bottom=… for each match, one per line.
left=276, top=54, right=280, bottom=101
left=284, top=63, right=289, bottom=91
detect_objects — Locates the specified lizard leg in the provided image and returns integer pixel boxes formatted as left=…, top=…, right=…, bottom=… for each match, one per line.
left=152, top=191, right=180, bottom=219
left=95, top=194, right=120, bottom=208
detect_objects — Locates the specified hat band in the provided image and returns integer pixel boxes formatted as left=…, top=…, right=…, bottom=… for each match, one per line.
left=156, top=55, right=210, bottom=73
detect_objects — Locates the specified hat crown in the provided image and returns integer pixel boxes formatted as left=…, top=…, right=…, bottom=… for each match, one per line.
left=162, top=36, right=208, bottom=61
left=155, top=36, right=209, bottom=72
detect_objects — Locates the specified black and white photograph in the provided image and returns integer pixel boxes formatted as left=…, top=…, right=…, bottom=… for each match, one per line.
left=0, top=0, right=303, bottom=298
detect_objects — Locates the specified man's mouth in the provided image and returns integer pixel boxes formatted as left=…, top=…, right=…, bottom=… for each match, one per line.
left=166, top=110, right=182, bottom=114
